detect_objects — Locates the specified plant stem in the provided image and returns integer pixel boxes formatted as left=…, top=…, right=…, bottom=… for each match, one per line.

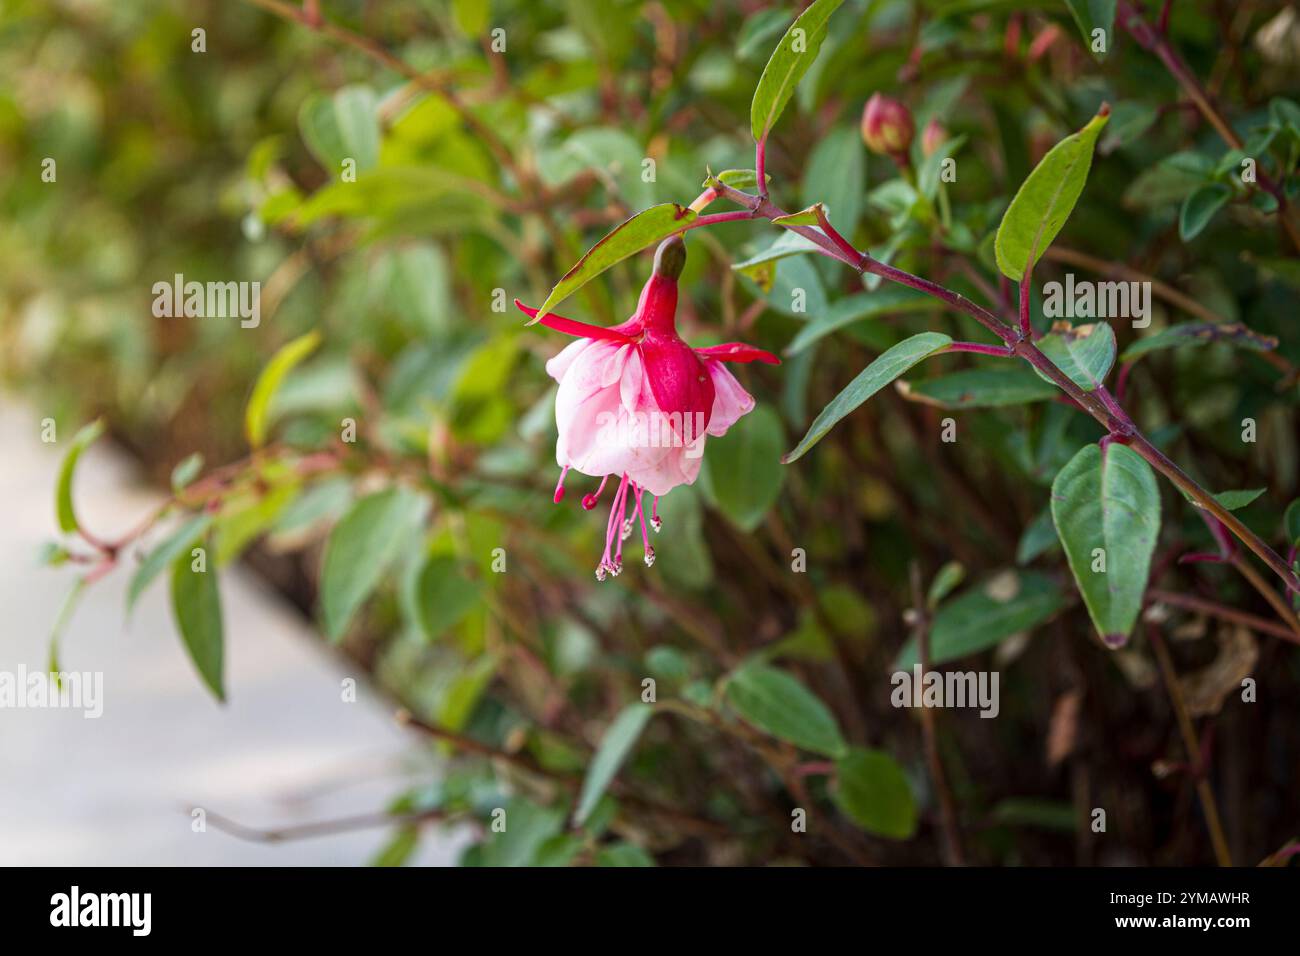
left=947, top=342, right=1013, bottom=357
left=707, top=181, right=1300, bottom=596
left=1147, top=625, right=1233, bottom=867
left=1147, top=589, right=1300, bottom=644
left=909, top=564, right=965, bottom=866
left=1117, top=0, right=1300, bottom=251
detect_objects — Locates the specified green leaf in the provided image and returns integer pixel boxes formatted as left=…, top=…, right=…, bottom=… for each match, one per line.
left=704, top=168, right=770, bottom=191
left=1064, top=0, right=1117, bottom=59
left=320, top=488, right=431, bottom=641
left=917, top=134, right=966, bottom=200
left=832, top=748, right=917, bottom=839
left=299, top=85, right=380, bottom=173
left=574, top=704, right=654, bottom=826
left=699, top=406, right=785, bottom=532
left=784, top=333, right=952, bottom=463
left=1033, top=322, right=1116, bottom=391
left=1179, top=183, right=1232, bottom=241
left=245, top=331, right=322, bottom=449
left=451, top=0, right=489, bottom=36
left=56, top=419, right=105, bottom=533
left=749, top=0, right=845, bottom=142
left=1211, top=488, right=1266, bottom=511
left=415, top=555, right=482, bottom=641
left=897, top=367, right=1059, bottom=408
left=725, top=662, right=847, bottom=757
left=1016, top=508, right=1060, bottom=565
left=170, top=453, right=203, bottom=493
left=731, top=230, right=822, bottom=275
left=530, top=204, right=696, bottom=324
left=803, top=124, right=864, bottom=236
left=369, top=826, right=419, bottom=867
left=926, top=561, right=964, bottom=609
left=1285, top=499, right=1300, bottom=546
left=127, top=514, right=215, bottom=615
left=169, top=543, right=225, bottom=701
left=48, top=578, right=87, bottom=683
left=1120, top=321, right=1277, bottom=363
left=785, top=288, right=935, bottom=355
left=469, top=798, right=565, bottom=868
left=595, top=843, right=656, bottom=867
left=772, top=203, right=825, bottom=227
left=1051, top=443, right=1161, bottom=645
left=895, top=572, right=1065, bottom=667
left=995, top=107, right=1110, bottom=282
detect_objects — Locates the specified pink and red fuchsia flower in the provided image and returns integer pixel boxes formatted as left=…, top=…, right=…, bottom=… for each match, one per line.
left=516, top=236, right=778, bottom=580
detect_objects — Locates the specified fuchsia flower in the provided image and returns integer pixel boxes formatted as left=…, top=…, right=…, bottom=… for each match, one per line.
left=516, top=236, right=778, bottom=580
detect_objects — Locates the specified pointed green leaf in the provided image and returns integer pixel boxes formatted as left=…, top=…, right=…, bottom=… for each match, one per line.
left=784, top=333, right=952, bottom=463
left=749, top=0, right=845, bottom=142
left=56, top=419, right=105, bottom=533
left=995, top=107, right=1110, bottom=282
left=725, top=662, right=847, bottom=757
left=127, top=513, right=215, bottom=615
left=897, top=367, right=1059, bottom=408
left=574, top=704, right=654, bottom=826
left=170, top=453, right=204, bottom=493
left=1051, top=443, right=1161, bottom=645
left=1179, top=183, right=1232, bottom=241
left=1210, top=488, right=1266, bottom=511
left=1064, top=0, right=1117, bottom=59
left=415, top=555, right=482, bottom=641
left=704, top=168, right=770, bottom=191
left=895, top=572, right=1065, bottom=667
left=299, top=85, right=380, bottom=173
left=772, top=203, right=825, bottom=227
left=1285, top=499, right=1300, bottom=547
left=1120, top=321, right=1277, bottom=363
left=1033, top=322, right=1116, bottom=391
left=169, top=544, right=225, bottom=701
left=320, top=487, right=430, bottom=641
left=530, top=204, right=696, bottom=324
left=245, top=330, right=322, bottom=449
left=832, top=747, right=917, bottom=839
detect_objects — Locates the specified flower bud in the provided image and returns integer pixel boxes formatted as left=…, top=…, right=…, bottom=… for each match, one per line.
left=860, top=93, right=914, bottom=159
left=653, top=234, right=687, bottom=280
left=921, top=118, right=946, bottom=158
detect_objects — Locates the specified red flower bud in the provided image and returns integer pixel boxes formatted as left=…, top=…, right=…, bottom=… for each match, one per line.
left=921, top=118, right=947, bottom=158
left=861, top=93, right=914, bottom=159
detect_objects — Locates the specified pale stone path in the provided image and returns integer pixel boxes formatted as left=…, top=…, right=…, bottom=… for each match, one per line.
left=0, top=401, right=466, bottom=865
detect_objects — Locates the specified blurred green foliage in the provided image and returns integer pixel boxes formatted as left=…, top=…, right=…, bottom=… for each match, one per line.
left=6, top=0, right=1300, bottom=866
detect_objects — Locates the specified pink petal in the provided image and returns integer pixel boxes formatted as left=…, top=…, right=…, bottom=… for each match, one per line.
left=545, top=337, right=597, bottom=382
left=694, top=342, right=781, bottom=365
left=703, top=357, right=756, bottom=436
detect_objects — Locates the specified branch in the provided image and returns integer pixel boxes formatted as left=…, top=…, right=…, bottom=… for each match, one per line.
left=1146, top=624, right=1233, bottom=867
left=706, top=182, right=1300, bottom=597
left=1117, top=0, right=1300, bottom=252
left=909, top=564, right=965, bottom=867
